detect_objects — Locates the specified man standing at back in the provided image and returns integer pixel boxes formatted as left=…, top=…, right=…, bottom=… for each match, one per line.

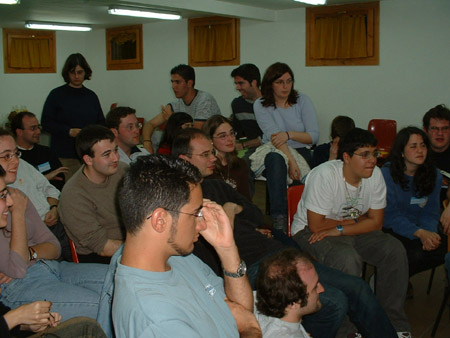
left=59, top=125, right=126, bottom=263
left=113, top=155, right=261, bottom=337
left=105, top=106, right=149, bottom=164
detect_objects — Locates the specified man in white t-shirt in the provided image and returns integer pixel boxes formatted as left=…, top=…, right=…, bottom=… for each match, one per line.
left=291, top=128, right=411, bottom=336
left=255, top=248, right=324, bottom=338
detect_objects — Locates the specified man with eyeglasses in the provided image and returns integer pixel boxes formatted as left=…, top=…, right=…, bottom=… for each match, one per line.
left=10, top=111, right=68, bottom=191
left=105, top=106, right=149, bottom=165
left=291, top=128, right=411, bottom=337
left=423, top=104, right=450, bottom=233
left=59, top=125, right=126, bottom=264
left=173, top=128, right=399, bottom=338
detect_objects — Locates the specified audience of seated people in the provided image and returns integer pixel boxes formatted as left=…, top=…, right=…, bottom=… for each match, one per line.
left=253, top=62, right=319, bottom=231
left=0, top=128, right=72, bottom=261
left=105, top=106, right=149, bottom=164
left=203, top=115, right=252, bottom=200
left=172, top=128, right=398, bottom=338
left=156, top=112, right=193, bottom=155
left=291, top=128, right=411, bottom=336
left=9, top=111, right=68, bottom=191
left=382, top=127, right=447, bottom=286
left=59, top=125, right=126, bottom=264
left=255, top=248, right=324, bottom=338
left=142, top=64, right=221, bottom=152
left=313, top=115, right=355, bottom=168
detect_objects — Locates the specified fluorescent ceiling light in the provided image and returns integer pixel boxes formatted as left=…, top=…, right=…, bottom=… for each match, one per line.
left=294, top=0, right=327, bottom=5
left=25, top=21, right=92, bottom=32
left=0, top=0, right=20, bottom=4
left=108, top=7, right=181, bottom=20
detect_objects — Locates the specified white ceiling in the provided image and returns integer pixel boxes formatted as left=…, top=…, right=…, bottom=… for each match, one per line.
left=0, top=0, right=378, bottom=30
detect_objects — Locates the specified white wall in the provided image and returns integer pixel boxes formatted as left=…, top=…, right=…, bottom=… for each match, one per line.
left=1, top=0, right=449, bottom=144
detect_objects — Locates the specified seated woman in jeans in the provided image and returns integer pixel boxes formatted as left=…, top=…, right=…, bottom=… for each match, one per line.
left=382, top=127, right=447, bottom=277
left=0, top=165, right=109, bottom=331
left=254, top=62, right=319, bottom=231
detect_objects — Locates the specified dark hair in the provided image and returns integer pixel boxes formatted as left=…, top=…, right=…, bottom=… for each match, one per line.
left=423, top=104, right=450, bottom=131
left=0, top=164, right=5, bottom=177
left=105, top=107, right=136, bottom=129
left=61, top=53, right=92, bottom=83
left=231, top=64, right=261, bottom=87
left=9, top=111, right=36, bottom=136
left=118, top=155, right=202, bottom=234
left=75, top=125, right=115, bottom=162
left=202, top=115, right=239, bottom=168
left=338, top=128, right=378, bottom=160
left=331, top=116, right=355, bottom=139
left=171, top=64, right=195, bottom=86
left=256, top=249, right=309, bottom=318
left=171, top=128, right=209, bottom=159
left=0, top=128, right=13, bottom=138
left=159, top=113, right=194, bottom=151
left=387, top=127, right=436, bottom=197
left=261, top=62, right=298, bottom=108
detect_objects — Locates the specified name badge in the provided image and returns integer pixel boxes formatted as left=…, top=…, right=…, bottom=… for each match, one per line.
left=37, top=162, right=51, bottom=173
left=410, top=196, right=427, bottom=207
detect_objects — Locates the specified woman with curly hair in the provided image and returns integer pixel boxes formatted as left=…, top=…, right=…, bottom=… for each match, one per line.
left=203, top=115, right=251, bottom=200
left=382, top=126, right=447, bottom=277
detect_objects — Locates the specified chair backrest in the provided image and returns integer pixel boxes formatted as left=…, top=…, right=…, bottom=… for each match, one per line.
left=287, top=185, right=305, bottom=237
left=68, top=238, right=79, bottom=263
left=368, top=119, right=397, bottom=153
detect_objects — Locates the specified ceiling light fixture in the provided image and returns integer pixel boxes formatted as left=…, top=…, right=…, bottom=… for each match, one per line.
left=294, top=0, right=327, bottom=5
left=25, top=21, right=92, bottom=32
left=0, top=0, right=20, bottom=4
left=108, top=6, right=181, bottom=20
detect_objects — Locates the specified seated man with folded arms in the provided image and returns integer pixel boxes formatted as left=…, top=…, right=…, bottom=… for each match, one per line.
left=255, top=248, right=324, bottom=338
left=292, top=128, right=411, bottom=337
left=172, top=128, right=397, bottom=338
left=105, top=106, right=149, bottom=164
left=59, top=125, right=126, bottom=263
left=10, top=111, right=68, bottom=191
left=0, top=128, right=71, bottom=261
left=112, top=155, right=261, bottom=337
left=142, top=64, right=221, bottom=153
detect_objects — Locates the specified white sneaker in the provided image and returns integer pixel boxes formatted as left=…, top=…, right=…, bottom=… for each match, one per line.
left=397, top=332, right=411, bottom=338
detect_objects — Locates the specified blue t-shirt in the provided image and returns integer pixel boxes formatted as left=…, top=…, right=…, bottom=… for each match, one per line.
left=113, top=254, right=238, bottom=338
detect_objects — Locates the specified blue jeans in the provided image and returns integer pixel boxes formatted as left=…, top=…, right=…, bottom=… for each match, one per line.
left=446, top=252, right=450, bottom=282
left=1, top=260, right=108, bottom=326
left=263, top=152, right=288, bottom=217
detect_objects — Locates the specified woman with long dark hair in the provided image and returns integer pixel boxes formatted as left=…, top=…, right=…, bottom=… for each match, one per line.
left=203, top=115, right=251, bottom=200
left=382, top=126, right=447, bottom=277
left=157, top=112, right=193, bottom=155
left=254, top=62, right=319, bottom=230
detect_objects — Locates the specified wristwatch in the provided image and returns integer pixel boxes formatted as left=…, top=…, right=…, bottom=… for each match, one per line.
left=29, top=247, right=37, bottom=261
left=336, top=224, right=344, bottom=235
left=223, top=260, right=247, bottom=278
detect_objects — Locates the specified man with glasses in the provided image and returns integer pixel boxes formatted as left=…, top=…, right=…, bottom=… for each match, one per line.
left=10, top=111, right=68, bottom=191
left=59, top=125, right=127, bottom=263
left=291, top=128, right=411, bottom=337
left=105, top=106, right=149, bottom=164
left=113, top=155, right=260, bottom=337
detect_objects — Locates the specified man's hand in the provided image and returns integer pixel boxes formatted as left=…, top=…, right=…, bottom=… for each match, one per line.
left=44, top=207, right=58, bottom=226
left=255, top=228, right=272, bottom=238
left=271, top=132, right=289, bottom=148
left=161, top=105, right=174, bottom=121
left=44, top=167, right=69, bottom=181
left=199, top=200, right=235, bottom=250
left=0, top=272, right=12, bottom=284
left=329, top=137, right=339, bottom=161
left=225, top=299, right=262, bottom=338
left=309, top=227, right=341, bottom=244
left=5, top=301, right=61, bottom=332
left=69, top=128, right=81, bottom=138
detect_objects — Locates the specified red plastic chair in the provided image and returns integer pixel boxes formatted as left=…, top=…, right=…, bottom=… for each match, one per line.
left=287, top=185, right=305, bottom=237
left=69, top=238, right=79, bottom=263
left=367, top=119, right=397, bottom=154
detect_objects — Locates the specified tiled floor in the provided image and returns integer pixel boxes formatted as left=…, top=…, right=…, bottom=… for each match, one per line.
left=252, top=180, right=450, bottom=338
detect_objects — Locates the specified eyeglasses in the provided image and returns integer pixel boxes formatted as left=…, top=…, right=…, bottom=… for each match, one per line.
left=273, top=79, right=293, bottom=86
left=0, top=189, right=10, bottom=200
left=213, top=131, right=237, bottom=140
left=186, top=150, right=216, bottom=159
left=121, top=122, right=142, bottom=131
left=429, top=126, right=450, bottom=133
left=352, top=151, right=380, bottom=159
left=147, top=208, right=203, bottom=219
left=22, top=124, right=42, bottom=132
left=0, top=150, right=21, bottom=162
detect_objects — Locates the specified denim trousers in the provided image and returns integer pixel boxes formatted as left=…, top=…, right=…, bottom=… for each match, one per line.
left=1, top=260, right=108, bottom=327
left=446, top=252, right=450, bottom=283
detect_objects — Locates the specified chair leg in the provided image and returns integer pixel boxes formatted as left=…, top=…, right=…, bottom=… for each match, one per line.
left=428, top=267, right=436, bottom=295
left=431, top=286, right=450, bottom=337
